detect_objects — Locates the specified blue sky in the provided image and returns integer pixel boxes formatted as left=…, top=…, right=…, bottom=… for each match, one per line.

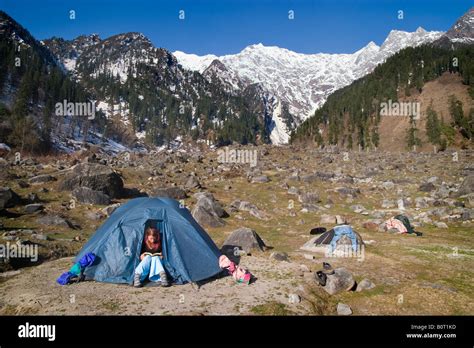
left=0, top=0, right=471, bottom=55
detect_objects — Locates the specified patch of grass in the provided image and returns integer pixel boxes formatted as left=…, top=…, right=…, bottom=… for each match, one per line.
left=101, top=300, right=120, bottom=312
left=250, top=301, right=295, bottom=316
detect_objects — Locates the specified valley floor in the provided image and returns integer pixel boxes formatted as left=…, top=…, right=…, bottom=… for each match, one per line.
left=0, top=146, right=473, bottom=315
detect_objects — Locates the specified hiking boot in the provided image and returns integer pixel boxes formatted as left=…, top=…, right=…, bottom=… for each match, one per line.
left=133, top=273, right=143, bottom=288
left=415, top=231, right=423, bottom=237
left=316, top=271, right=327, bottom=286
left=159, top=271, right=170, bottom=287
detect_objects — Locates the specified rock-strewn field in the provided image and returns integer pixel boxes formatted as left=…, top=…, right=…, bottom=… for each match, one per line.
left=0, top=145, right=473, bottom=315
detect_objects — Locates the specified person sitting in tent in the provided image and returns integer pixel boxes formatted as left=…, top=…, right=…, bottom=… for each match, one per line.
left=133, top=226, right=170, bottom=287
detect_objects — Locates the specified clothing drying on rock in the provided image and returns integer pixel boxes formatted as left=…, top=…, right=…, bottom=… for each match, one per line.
left=384, top=215, right=422, bottom=236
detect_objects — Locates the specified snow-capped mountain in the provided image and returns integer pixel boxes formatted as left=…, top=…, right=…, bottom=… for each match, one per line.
left=434, top=7, right=474, bottom=48
left=174, top=27, right=444, bottom=128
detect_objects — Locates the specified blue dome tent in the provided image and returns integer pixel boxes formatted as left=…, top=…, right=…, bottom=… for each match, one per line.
left=74, top=197, right=223, bottom=285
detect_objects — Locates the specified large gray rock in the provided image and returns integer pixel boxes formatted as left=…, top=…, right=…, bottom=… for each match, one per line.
left=222, top=227, right=267, bottom=253
left=321, top=267, right=355, bottom=295
left=184, top=175, right=201, bottom=190
left=28, top=174, right=56, bottom=184
left=72, top=187, right=111, bottom=205
left=251, top=175, right=269, bottom=183
left=192, top=192, right=227, bottom=227
left=37, top=214, right=78, bottom=229
left=59, top=163, right=124, bottom=198
left=24, top=203, right=44, bottom=214
left=356, top=278, right=376, bottom=292
left=337, top=303, right=353, bottom=315
left=456, top=175, right=474, bottom=197
left=153, top=187, right=187, bottom=200
left=298, top=192, right=320, bottom=204
left=0, top=187, right=21, bottom=210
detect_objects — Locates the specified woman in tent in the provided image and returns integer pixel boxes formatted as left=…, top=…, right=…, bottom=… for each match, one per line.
left=133, top=227, right=170, bottom=287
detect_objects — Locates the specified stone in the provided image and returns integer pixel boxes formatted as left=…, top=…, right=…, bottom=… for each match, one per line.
left=192, top=192, right=227, bottom=227
left=320, top=214, right=337, bottom=225
left=321, top=267, right=355, bottom=295
left=222, top=227, right=267, bottom=253
left=59, top=163, right=124, bottom=198
left=381, top=199, right=396, bottom=209
left=28, top=174, right=56, bottom=184
left=24, top=204, right=44, bottom=214
left=185, top=175, right=201, bottom=190
left=456, top=175, right=474, bottom=197
left=72, top=187, right=111, bottom=205
left=270, top=251, right=289, bottom=262
left=0, top=187, right=21, bottom=210
left=298, top=192, right=320, bottom=204
left=356, top=278, right=375, bottom=292
left=101, top=203, right=122, bottom=216
left=382, top=181, right=395, bottom=190
left=337, top=303, right=352, bottom=315
left=434, top=221, right=448, bottom=229
left=153, top=187, right=187, bottom=200
left=251, top=175, right=269, bottom=183
left=419, top=182, right=436, bottom=192
left=300, top=264, right=311, bottom=272
left=37, top=214, right=78, bottom=229
left=288, top=294, right=301, bottom=304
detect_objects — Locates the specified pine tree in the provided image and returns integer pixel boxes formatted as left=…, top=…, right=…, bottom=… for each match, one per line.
left=425, top=104, right=441, bottom=145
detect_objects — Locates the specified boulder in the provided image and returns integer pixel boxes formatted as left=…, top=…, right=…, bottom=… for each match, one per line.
left=101, top=203, right=122, bottom=216
left=251, top=175, right=269, bottom=183
left=222, top=227, right=267, bottom=253
left=37, top=214, right=78, bottom=229
left=337, top=303, right=352, bottom=316
left=321, top=267, right=355, bottom=295
left=59, top=163, right=124, bottom=198
left=0, top=143, right=11, bottom=157
left=192, top=192, right=227, bottom=227
left=24, top=204, right=44, bottom=214
left=184, top=175, right=201, bottom=190
left=28, top=174, right=56, bottom=184
left=153, top=187, right=187, bottom=200
left=419, top=182, right=435, bottom=192
left=356, top=278, right=376, bottom=292
left=298, top=192, right=320, bottom=204
left=72, top=187, right=111, bottom=205
left=456, top=175, right=474, bottom=197
left=270, top=251, right=289, bottom=262
left=0, top=187, right=21, bottom=210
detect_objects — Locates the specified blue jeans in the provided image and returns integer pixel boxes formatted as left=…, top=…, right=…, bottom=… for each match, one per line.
left=135, top=255, right=165, bottom=282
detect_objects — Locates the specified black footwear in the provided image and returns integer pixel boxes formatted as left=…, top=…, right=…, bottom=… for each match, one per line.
left=415, top=231, right=423, bottom=237
left=159, top=271, right=170, bottom=287
left=316, top=271, right=327, bottom=286
left=322, top=262, right=335, bottom=275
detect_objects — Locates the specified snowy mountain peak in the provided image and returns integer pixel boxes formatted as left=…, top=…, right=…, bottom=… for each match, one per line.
left=444, top=7, right=474, bottom=43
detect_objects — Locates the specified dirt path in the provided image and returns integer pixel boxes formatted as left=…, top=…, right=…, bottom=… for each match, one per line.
left=0, top=255, right=312, bottom=315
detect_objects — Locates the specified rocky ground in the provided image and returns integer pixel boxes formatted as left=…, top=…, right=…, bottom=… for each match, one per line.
left=0, top=144, right=473, bottom=315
